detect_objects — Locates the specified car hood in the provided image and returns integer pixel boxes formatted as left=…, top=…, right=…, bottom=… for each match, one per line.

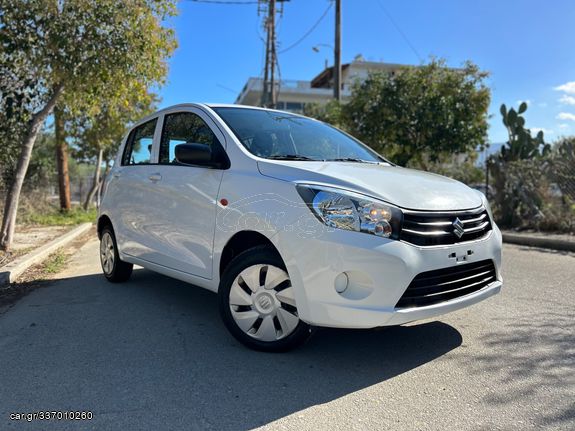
left=257, top=161, right=483, bottom=211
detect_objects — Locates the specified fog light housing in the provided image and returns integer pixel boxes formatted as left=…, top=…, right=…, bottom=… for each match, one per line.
left=362, top=220, right=392, bottom=237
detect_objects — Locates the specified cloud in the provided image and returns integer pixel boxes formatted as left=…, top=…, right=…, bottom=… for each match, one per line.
left=557, top=112, right=575, bottom=121
left=531, top=127, right=553, bottom=135
left=558, top=123, right=570, bottom=129
left=555, top=82, right=575, bottom=94
left=559, top=94, right=575, bottom=105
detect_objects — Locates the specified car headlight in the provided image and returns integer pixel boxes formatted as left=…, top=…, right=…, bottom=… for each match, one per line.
left=296, top=185, right=403, bottom=239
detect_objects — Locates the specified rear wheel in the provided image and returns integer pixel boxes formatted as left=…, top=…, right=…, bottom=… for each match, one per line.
left=100, top=226, right=133, bottom=283
left=219, top=245, right=312, bottom=352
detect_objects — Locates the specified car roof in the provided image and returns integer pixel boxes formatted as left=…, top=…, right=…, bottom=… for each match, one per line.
left=131, top=103, right=308, bottom=128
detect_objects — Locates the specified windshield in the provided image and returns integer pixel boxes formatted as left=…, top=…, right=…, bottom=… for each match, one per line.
left=212, top=107, right=384, bottom=163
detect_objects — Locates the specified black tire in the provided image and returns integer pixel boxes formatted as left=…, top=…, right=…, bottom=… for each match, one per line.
left=100, top=226, right=133, bottom=283
left=219, top=245, right=312, bottom=352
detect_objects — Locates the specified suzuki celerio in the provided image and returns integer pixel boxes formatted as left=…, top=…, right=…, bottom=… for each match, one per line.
left=98, top=104, right=502, bottom=351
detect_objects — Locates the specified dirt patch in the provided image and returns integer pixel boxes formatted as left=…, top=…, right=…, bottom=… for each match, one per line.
left=0, top=225, right=72, bottom=267
left=0, top=228, right=94, bottom=313
left=12, top=225, right=70, bottom=250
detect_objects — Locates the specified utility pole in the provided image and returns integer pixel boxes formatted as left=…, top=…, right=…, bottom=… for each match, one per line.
left=260, top=0, right=271, bottom=107
left=269, top=0, right=277, bottom=108
left=259, top=0, right=287, bottom=108
left=334, top=0, right=342, bottom=101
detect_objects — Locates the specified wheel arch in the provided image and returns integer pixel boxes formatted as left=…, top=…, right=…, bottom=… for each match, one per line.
left=97, top=214, right=113, bottom=239
left=219, top=230, right=282, bottom=277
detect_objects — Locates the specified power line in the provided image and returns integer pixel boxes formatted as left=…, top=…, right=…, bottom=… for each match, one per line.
left=278, top=2, right=332, bottom=54
left=375, top=0, right=422, bottom=62
left=216, top=83, right=239, bottom=94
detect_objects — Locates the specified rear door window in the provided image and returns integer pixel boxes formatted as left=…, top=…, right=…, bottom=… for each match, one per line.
left=122, top=118, right=158, bottom=165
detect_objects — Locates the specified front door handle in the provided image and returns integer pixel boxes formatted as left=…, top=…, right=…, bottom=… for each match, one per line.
left=148, top=173, right=162, bottom=182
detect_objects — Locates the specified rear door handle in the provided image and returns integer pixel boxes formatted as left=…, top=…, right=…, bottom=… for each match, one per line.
left=148, top=173, right=162, bottom=182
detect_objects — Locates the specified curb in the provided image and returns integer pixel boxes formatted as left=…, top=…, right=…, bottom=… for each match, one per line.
left=0, top=223, right=93, bottom=286
left=502, top=232, right=575, bottom=253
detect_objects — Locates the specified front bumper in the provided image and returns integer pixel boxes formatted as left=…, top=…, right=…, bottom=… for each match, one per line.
left=274, top=223, right=503, bottom=328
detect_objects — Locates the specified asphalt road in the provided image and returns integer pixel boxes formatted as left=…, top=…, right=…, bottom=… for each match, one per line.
left=0, top=239, right=573, bottom=431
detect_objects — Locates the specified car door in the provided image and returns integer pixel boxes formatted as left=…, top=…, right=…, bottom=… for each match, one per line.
left=144, top=108, right=227, bottom=279
left=110, top=117, right=163, bottom=259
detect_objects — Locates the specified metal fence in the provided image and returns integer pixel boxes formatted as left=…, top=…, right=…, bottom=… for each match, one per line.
left=0, top=174, right=98, bottom=216
left=472, top=145, right=575, bottom=232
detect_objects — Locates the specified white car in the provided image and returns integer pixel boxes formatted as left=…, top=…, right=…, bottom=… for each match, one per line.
left=98, top=103, right=502, bottom=351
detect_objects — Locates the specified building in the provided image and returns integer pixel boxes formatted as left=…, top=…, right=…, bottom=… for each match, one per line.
left=235, top=57, right=406, bottom=113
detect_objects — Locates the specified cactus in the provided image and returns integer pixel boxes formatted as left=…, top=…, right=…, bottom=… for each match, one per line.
left=498, top=103, right=550, bottom=162
left=489, top=102, right=552, bottom=228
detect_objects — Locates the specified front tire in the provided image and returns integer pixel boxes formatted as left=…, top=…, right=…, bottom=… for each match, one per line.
left=100, top=226, right=133, bottom=283
left=219, top=245, right=312, bottom=352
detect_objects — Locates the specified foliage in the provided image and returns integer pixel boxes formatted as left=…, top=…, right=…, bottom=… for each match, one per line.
left=1, top=0, right=177, bottom=106
left=547, top=137, right=575, bottom=200
left=24, top=133, right=58, bottom=191
left=341, top=59, right=490, bottom=167
left=302, top=59, right=490, bottom=185
left=19, top=206, right=98, bottom=226
left=491, top=159, right=548, bottom=228
left=0, top=0, right=177, bottom=249
left=0, top=0, right=176, bottom=171
left=42, top=250, right=68, bottom=274
left=0, top=34, right=45, bottom=187
left=498, top=103, right=551, bottom=161
left=489, top=103, right=552, bottom=228
left=304, top=100, right=345, bottom=130
left=69, top=88, right=159, bottom=165
left=411, top=156, right=485, bottom=186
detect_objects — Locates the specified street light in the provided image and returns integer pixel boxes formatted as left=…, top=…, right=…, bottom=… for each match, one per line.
left=312, top=44, right=335, bottom=85
left=312, top=43, right=334, bottom=53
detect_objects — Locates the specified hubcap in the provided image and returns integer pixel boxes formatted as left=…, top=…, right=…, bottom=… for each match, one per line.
left=100, top=232, right=115, bottom=275
left=229, top=264, right=300, bottom=342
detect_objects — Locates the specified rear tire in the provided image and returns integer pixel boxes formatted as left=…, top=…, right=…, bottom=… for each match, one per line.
left=100, top=226, right=133, bottom=283
left=219, top=245, right=312, bottom=352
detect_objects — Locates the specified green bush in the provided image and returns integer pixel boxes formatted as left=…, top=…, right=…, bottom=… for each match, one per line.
left=18, top=204, right=97, bottom=226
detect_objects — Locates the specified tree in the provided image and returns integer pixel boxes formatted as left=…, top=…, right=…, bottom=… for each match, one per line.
left=341, top=59, right=490, bottom=167
left=304, top=100, right=345, bottom=129
left=69, top=84, right=159, bottom=210
left=0, top=0, right=177, bottom=251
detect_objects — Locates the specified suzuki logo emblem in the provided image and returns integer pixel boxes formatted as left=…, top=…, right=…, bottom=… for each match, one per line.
left=453, top=217, right=465, bottom=238
left=258, top=296, right=272, bottom=310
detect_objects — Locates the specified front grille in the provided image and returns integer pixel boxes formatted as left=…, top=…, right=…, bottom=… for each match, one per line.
left=400, top=207, right=492, bottom=247
left=396, top=259, right=497, bottom=309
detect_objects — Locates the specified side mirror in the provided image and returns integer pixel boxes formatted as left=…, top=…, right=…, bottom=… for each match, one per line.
left=175, top=143, right=214, bottom=167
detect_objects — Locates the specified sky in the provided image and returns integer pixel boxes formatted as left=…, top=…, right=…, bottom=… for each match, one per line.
left=159, top=0, right=575, bottom=144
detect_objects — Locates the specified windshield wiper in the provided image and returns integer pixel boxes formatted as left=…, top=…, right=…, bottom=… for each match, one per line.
left=267, top=154, right=320, bottom=161
left=327, top=157, right=377, bottom=163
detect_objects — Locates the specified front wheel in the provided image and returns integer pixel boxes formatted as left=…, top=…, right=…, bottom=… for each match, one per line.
left=100, top=226, right=133, bottom=283
left=219, top=245, right=312, bottom=352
